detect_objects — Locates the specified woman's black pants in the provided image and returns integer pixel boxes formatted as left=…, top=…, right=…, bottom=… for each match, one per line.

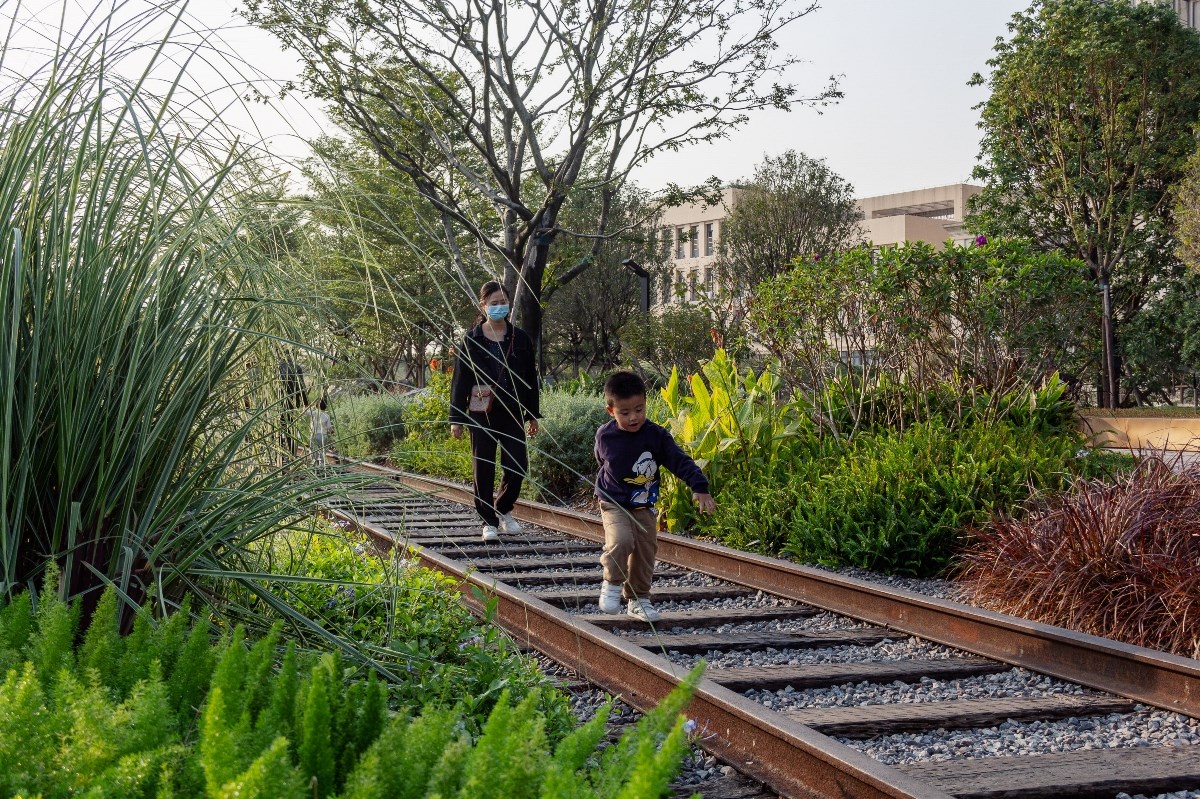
left=467, top=411, right=527, bottom=526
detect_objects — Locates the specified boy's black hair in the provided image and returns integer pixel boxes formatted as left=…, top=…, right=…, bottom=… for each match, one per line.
left=318, top=398, right=328, bottom=411
left=603, top=371, right=646, bottom=405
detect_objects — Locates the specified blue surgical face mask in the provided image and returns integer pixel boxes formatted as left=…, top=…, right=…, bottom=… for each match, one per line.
left=485, top=304, right=509, bottom=321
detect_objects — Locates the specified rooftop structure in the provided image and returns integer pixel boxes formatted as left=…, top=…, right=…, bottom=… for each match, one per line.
left=856, top=183, right=982, bottom=249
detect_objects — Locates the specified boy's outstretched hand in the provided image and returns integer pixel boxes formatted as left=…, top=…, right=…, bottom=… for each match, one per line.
left=693, top=492, right=716, bottom=514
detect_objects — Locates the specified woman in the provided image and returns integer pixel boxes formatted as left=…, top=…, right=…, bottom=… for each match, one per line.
left=449, top=280, right=540, bottom=542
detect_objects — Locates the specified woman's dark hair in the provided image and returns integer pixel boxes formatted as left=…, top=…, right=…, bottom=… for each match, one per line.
left=475, top=280, right=510, bottom=325
left=478, top=280, right=508, bottom=304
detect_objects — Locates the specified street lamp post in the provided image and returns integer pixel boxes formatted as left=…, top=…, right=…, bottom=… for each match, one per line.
left=621, top=258, right=650, bottom=313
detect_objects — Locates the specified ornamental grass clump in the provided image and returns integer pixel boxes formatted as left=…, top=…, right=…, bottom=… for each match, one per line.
left=958, top=455, right=1200, bottom=658
left=0, top=3, right=365, bottom=634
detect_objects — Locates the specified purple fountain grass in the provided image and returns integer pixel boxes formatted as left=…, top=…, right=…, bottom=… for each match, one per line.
left=958, top=455, right=1200, bottom=659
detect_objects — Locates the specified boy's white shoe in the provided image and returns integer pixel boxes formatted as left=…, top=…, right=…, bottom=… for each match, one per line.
left=598, top=581, right=623, bottom=614
left=499, top=512, right=523, bottom=535
left=627, top=598, right=662, bottom=622
left=481, top=524, right=500, bottom=542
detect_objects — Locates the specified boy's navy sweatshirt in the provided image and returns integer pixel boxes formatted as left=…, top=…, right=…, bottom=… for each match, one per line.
left=594, top=419, right=709, bottom=508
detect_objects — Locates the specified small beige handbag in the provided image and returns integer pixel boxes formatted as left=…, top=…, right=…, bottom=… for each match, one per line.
left=468, top=384, right=494, bottom=413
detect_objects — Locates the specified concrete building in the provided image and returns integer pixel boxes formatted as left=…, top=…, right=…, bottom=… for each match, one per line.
left=655, top=187, right=739, bottom=307
left=652, top=183, right=982, bottom=308
left=857, top=183, right=982, bottom=249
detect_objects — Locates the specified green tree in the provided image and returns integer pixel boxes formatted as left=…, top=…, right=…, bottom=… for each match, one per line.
left=747, top=240, right=1093, bottom=436
left=1176, top=134, right=1200, bottom=272
left=541, top=180, right=663, bottom=379
left=243, top=0, right=840, bottom=356
left=1121, top=267, right=1200, bottom=403
left=620, top=306, right=718, bottom=386
left=968, top=0, right=1200, bottom=407
left=712, top=150, right=862, bottom=334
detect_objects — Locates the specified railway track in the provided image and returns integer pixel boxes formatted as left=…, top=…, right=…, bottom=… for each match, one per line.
left=326, top=462, right=1200, bottom=799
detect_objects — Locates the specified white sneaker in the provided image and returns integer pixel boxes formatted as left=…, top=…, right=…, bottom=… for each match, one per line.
left=481, top=524, right=499, bottom=543
left=598, top=581, right=623, bottom=614
left=499, top=512, right=523, bottom=535
left=627, top=598, right=661, bottom=622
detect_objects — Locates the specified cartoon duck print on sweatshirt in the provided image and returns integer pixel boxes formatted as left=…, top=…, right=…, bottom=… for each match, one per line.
left=624, top=451, right=659, bottom=505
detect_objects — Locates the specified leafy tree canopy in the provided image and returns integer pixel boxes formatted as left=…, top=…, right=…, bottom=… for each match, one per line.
left=299, top=133, right=488, bottom=385
left=747, top=239, right=1095, bottom=435
left=967, top=0, right=1200, bottom=406
left=243, top=0, right=841, bottom=353
left=717, top=149, right=862, bottom=291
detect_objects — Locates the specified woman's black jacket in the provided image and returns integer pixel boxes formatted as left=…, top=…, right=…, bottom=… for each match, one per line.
left=448, top=322, right=540, bottom=425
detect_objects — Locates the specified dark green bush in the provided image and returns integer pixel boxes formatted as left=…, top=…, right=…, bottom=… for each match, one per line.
left=814, top=372, right=1078, bottom=439
left=526, top=390, right=611, bottom=502
left=662, top=351, right=1099, bottom=576
left=330, top=394, right=406, bottom=461
left=777, top=419, right=1080, bottom=576
left=700, top=418, right=1083, bottom=577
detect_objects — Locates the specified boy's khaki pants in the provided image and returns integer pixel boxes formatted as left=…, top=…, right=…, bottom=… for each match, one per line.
left=598, top=501, right=658, bottom=601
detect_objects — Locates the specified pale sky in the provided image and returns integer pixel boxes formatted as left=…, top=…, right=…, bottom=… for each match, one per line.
left=12, top=0, right=1031, bottom=199
left=195, top=0, right=1030, bottom=198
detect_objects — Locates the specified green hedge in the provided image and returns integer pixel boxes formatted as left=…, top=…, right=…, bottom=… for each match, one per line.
left=662, top=351, right=1118, bottom=577
left=526, top=391, right=611, bottom=503
left=0, top=571, right=703, bottom=798
left=785, top=420, right=1079, bottom=576
left=330, top=394, right=406, bottom=461
left=696, top=418, right=1088, bottom=578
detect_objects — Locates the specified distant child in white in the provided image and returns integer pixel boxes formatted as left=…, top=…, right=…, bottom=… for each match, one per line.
left=306, top=399, right=334, bottom=465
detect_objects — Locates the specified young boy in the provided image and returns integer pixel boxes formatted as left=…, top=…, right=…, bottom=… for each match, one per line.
left=594, top=371, right=715, bottom=621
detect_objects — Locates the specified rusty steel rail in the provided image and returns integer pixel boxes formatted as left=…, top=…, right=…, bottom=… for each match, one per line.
left=353, top=464, right=1200, bottom=720
left=330, top=506, right=949, bottom=799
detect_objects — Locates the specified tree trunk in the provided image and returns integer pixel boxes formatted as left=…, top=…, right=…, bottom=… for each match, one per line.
left=514, top=231, right=554, bottom=375
left=1100, top=278, right=1118, bottom=410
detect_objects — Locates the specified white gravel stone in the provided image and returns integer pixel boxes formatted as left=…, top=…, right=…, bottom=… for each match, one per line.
left=844, top=709, right=1200, bottom=766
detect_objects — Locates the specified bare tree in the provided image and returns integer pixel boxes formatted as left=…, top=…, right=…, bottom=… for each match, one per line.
left=244, top=0, right=840, bottom=354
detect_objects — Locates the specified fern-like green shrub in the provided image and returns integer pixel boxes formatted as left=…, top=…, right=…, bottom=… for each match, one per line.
left=526, top=390, right=612, bottom=503
left=330, top=393, right=406, bottom=461
left=0, top=577, right=703, bottom=799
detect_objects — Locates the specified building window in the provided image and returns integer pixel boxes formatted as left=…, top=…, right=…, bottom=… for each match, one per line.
left=690, top=225, right=699, bottom=258
left=704, top=222, right=714, bottom=256
left=675, top=227, right=685, bottom=260
left=661, top=274, right=671, bottom=305
left=704, top=267, right=713, bottom=294
left=660, top=228, right=671, bottom=259
left=688, top=271, right=698, bottom=301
